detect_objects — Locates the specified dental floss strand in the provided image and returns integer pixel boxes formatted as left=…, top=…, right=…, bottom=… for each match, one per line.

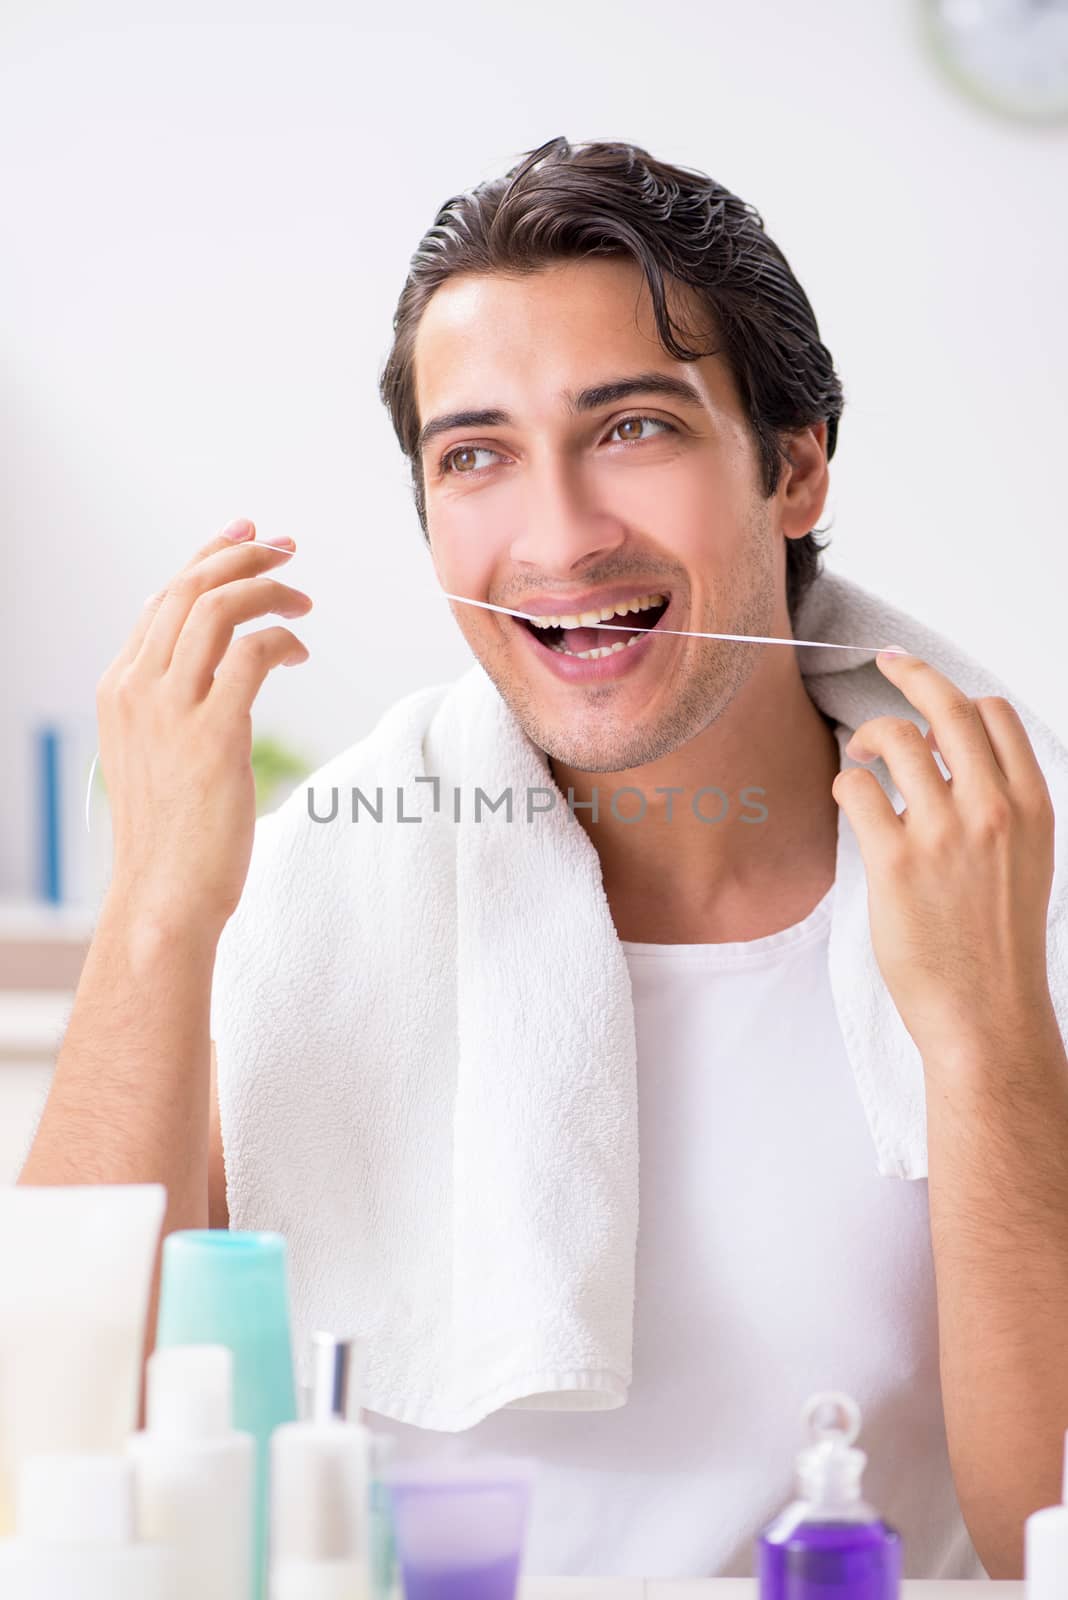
left=81, top=577, right=909, bottom=834
left=443, top=593, right=908, bottom=656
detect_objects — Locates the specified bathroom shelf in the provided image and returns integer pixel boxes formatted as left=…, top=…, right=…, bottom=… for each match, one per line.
left=0, top=898, right=95, bottom=990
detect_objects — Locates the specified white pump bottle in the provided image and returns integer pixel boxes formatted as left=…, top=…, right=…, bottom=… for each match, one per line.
left=127, top=1343, right=255, bottom=1600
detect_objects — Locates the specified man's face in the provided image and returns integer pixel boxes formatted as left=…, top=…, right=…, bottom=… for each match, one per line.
left=413, top=256, right=789, bottom=774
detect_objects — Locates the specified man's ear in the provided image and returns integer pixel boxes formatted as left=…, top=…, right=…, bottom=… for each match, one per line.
left=781, top=420, right=830, bottom=541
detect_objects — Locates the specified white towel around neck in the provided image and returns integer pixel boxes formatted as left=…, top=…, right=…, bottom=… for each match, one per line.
left=210, top=567, right=1068, bottom=1431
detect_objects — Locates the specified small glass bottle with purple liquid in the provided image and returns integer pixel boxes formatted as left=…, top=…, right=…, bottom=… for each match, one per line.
left=757, top=1391, right=902, bottom=1600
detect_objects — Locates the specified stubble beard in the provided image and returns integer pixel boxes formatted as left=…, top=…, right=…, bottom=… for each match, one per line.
left=478, top=503, right=780, bottom=777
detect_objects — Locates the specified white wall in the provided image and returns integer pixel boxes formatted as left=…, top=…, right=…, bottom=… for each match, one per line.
left=2, top=0, right=1066, bottom=897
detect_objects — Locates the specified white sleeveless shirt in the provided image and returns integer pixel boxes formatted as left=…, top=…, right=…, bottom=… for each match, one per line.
left=364, top=882, right=986, bottom=1580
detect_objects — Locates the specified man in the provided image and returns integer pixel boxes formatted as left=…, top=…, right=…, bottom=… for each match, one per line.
left=20, top=137, right=1068, bottom=1582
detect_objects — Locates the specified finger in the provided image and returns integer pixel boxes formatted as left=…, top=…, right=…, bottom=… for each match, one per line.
left=106, top=587, right=170, bottom=677
left=973, top=696, right=1053, bottom=797
left=177, top=515, right=259, bottom=571
left=875, top=652, right=1003, bottom=801
left=106, top=518, right=262, bottom=674
left=831, top=765, right=902, bottom=849
left=209, top=624, right=310, bottom=713
left=169, top=575, right=313, bottom=701
left=924, top=726, right=953, bottom=782
left=136, top=537, right=299, bottom=677
left=846, top=715, right=951, bottom=816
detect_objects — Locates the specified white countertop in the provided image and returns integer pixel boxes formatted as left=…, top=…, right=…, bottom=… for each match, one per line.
left=517, top=1582, right=1013, bottom=1598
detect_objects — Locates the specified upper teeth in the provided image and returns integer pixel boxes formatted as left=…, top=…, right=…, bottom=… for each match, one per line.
left=528, top=592, right=666, bottom=629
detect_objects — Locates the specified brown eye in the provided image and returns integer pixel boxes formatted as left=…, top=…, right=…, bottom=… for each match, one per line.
left=611, top=415, right=673, bottom=445
left=440, top=444, right=500, bottom=476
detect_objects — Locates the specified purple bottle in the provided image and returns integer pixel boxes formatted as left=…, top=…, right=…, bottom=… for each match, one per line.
left=382, top=1453, right=535, bottom=1600
left=757, top=1391, right=902, bottom=1600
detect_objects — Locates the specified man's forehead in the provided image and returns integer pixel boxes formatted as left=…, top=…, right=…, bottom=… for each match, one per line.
left=413, top=264, right=722, bottom=428
left=417, top=259, right=707, bottom=353
left=421, top=255, right=650, bottom=323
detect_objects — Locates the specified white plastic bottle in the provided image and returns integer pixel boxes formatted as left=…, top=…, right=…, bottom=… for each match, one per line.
left=270, top=1419, right=372, bottom=1600
left=128, top=1343, right=255, bottom=1600
left=0, top=1452, right=177, bottom=1598
left=268, top=1332, right=374, bottom=1599
left=308, top=1332, right=398, bottom=1600
left=1025, top=1426, right=1068, bottom=1598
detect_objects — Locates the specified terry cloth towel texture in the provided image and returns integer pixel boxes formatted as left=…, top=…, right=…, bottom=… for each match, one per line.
left=210, top=567, right=1068, bottom=1431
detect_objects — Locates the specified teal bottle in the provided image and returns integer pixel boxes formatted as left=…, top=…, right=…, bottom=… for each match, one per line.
left=156, top=1230, right=298, bottom=1600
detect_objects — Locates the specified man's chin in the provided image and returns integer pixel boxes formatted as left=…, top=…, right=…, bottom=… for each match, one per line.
left=531, top=710, right=688, bottom=778
left=474, top=646, right=694, bottom=774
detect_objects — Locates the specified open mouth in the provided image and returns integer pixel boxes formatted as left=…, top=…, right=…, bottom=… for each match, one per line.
left=521, top=593, right=671, bottom=661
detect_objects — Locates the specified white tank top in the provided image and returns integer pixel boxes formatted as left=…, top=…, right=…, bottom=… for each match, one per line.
left=364, top=882, right=986, bottom=1580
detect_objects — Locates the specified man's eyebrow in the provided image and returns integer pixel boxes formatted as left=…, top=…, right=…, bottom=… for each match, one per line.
left=416, top=371, right=706, bottom=458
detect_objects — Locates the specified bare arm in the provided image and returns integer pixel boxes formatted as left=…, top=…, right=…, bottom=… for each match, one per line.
left=923, top=1011, right=1068, bottom=1578
left=20, top=906, right=214, bottom=1210
left=18, top=906, right=220, bottom=1386
left=18, top=517, right=307, bottom=1272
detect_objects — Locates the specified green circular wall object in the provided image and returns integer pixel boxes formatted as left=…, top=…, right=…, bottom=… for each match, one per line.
left=920, top=0, right=1068, bottom=124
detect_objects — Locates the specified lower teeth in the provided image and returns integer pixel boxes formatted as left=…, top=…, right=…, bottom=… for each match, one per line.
left=548, top=633, right=646, bottom=660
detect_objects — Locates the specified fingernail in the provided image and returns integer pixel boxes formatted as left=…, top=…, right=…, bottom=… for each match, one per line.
left=222, top=517, right=254, bottom=541
left=877, top=643, right=910, bottom=660
left=264, top=536, right=297, bottom=550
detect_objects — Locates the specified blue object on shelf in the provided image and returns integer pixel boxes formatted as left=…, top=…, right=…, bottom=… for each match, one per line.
left=37, top=727, right=62, bottom=903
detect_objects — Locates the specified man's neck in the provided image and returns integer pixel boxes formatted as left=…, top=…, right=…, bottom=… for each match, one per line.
left=548, top=660, right=842, bottom=945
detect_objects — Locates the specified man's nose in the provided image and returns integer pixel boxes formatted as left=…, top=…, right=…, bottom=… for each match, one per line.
left=508, top=456, right=627, bottom=571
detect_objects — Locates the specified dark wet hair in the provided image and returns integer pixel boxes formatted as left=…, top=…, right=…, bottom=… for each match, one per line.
left=378, top=135, right=844, bottom=623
